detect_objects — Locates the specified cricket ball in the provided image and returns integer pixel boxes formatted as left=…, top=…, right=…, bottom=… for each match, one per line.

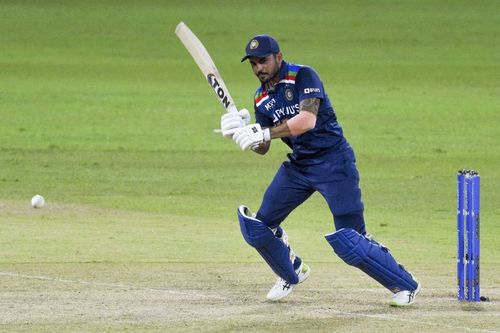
left=31, top=194, right=45, bottom=208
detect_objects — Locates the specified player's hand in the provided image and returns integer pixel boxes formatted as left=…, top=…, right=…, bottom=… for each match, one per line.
left=233, top=123, right=271, bottom=150
left=220, top=109, right=250, bottom=139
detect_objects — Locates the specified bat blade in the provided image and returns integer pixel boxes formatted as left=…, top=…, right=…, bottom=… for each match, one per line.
left=175, top=21, right=237, bottom=113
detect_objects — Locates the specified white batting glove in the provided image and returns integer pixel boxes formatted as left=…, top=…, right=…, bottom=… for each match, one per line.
left=220, top=109, right=251, bottom=139
left=233, top=123, right=271, bottom=150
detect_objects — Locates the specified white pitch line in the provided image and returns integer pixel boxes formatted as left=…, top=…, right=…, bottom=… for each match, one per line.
left=0, top=271, right=229, bottom=301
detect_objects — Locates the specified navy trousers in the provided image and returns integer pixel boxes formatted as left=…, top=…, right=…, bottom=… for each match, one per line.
left=256, top=146, right=366, bottom=235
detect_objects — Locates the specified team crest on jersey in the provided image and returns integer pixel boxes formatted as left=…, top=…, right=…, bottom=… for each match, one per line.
left=250, top=39, right=259, bottom=49
left=285, top=88, right=293, bottom=101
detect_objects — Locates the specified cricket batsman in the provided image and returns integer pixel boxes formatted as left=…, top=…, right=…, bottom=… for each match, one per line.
left=220, top=34, right=421, bottom=306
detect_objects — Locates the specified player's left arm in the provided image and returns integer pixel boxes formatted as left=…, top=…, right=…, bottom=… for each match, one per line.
left=233, top=67, right=323, bottom=151
left=233, top=98, right=319, bottom=151
left=270, top=66, right=324, bottom=139
left=268, top=98, right=319, bottom=139
left=247, top=98, right=318, bottom=152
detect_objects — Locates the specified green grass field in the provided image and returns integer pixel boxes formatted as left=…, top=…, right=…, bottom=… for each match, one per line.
left=1, top=1, right=499, bottom=332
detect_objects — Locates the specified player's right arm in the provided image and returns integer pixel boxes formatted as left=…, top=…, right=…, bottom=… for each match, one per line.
left=250, top=139, right=270, bottom=155
left=249, top=103, right=273, bottom=154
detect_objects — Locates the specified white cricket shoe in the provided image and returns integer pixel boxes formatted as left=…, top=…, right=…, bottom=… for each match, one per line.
left=389, top=282, right=421, bottom=307
left=266, top=263, right=311, bottom=301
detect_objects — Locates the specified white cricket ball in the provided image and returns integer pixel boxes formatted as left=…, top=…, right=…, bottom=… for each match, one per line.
left=31, top=194, right=45, bottom=208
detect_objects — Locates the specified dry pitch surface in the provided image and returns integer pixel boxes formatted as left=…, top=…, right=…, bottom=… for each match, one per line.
left=1, top=201, right=499, bottom=332
left=1, top=264, right=499, bottom=332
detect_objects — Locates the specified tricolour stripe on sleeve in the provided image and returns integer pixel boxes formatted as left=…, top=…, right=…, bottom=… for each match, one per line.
left=255, top=88, right=269, bottom=107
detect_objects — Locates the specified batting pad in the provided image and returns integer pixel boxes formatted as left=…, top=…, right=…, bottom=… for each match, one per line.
left=325, top=228, right=418, bottom=293
left=238, top=205, right=299, bottom=284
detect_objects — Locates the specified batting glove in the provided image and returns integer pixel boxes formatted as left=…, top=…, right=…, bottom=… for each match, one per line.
left=233, top=123, right=271, bottom=150
left=220, top=109, right=251, bottom=139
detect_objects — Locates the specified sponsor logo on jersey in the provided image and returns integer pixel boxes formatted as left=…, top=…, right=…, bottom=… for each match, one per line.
left=272, top=103, right=300, bottom=123
left=304, top=88, right=321, bottom=94
left=264, top=98, right=276, bottom=111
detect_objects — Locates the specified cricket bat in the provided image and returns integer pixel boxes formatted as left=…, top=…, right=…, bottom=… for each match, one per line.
left=175, top=21, right=238, bottom=114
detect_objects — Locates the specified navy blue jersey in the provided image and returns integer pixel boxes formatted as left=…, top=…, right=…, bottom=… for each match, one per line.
left=254, top=61, right=348, bottom=165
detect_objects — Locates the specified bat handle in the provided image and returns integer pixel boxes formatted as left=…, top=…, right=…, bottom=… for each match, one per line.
left=227, top=104, right=238, bottom=113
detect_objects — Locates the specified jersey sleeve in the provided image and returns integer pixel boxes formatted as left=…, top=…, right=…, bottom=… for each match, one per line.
left=296, top=67, right=325, bottom=102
